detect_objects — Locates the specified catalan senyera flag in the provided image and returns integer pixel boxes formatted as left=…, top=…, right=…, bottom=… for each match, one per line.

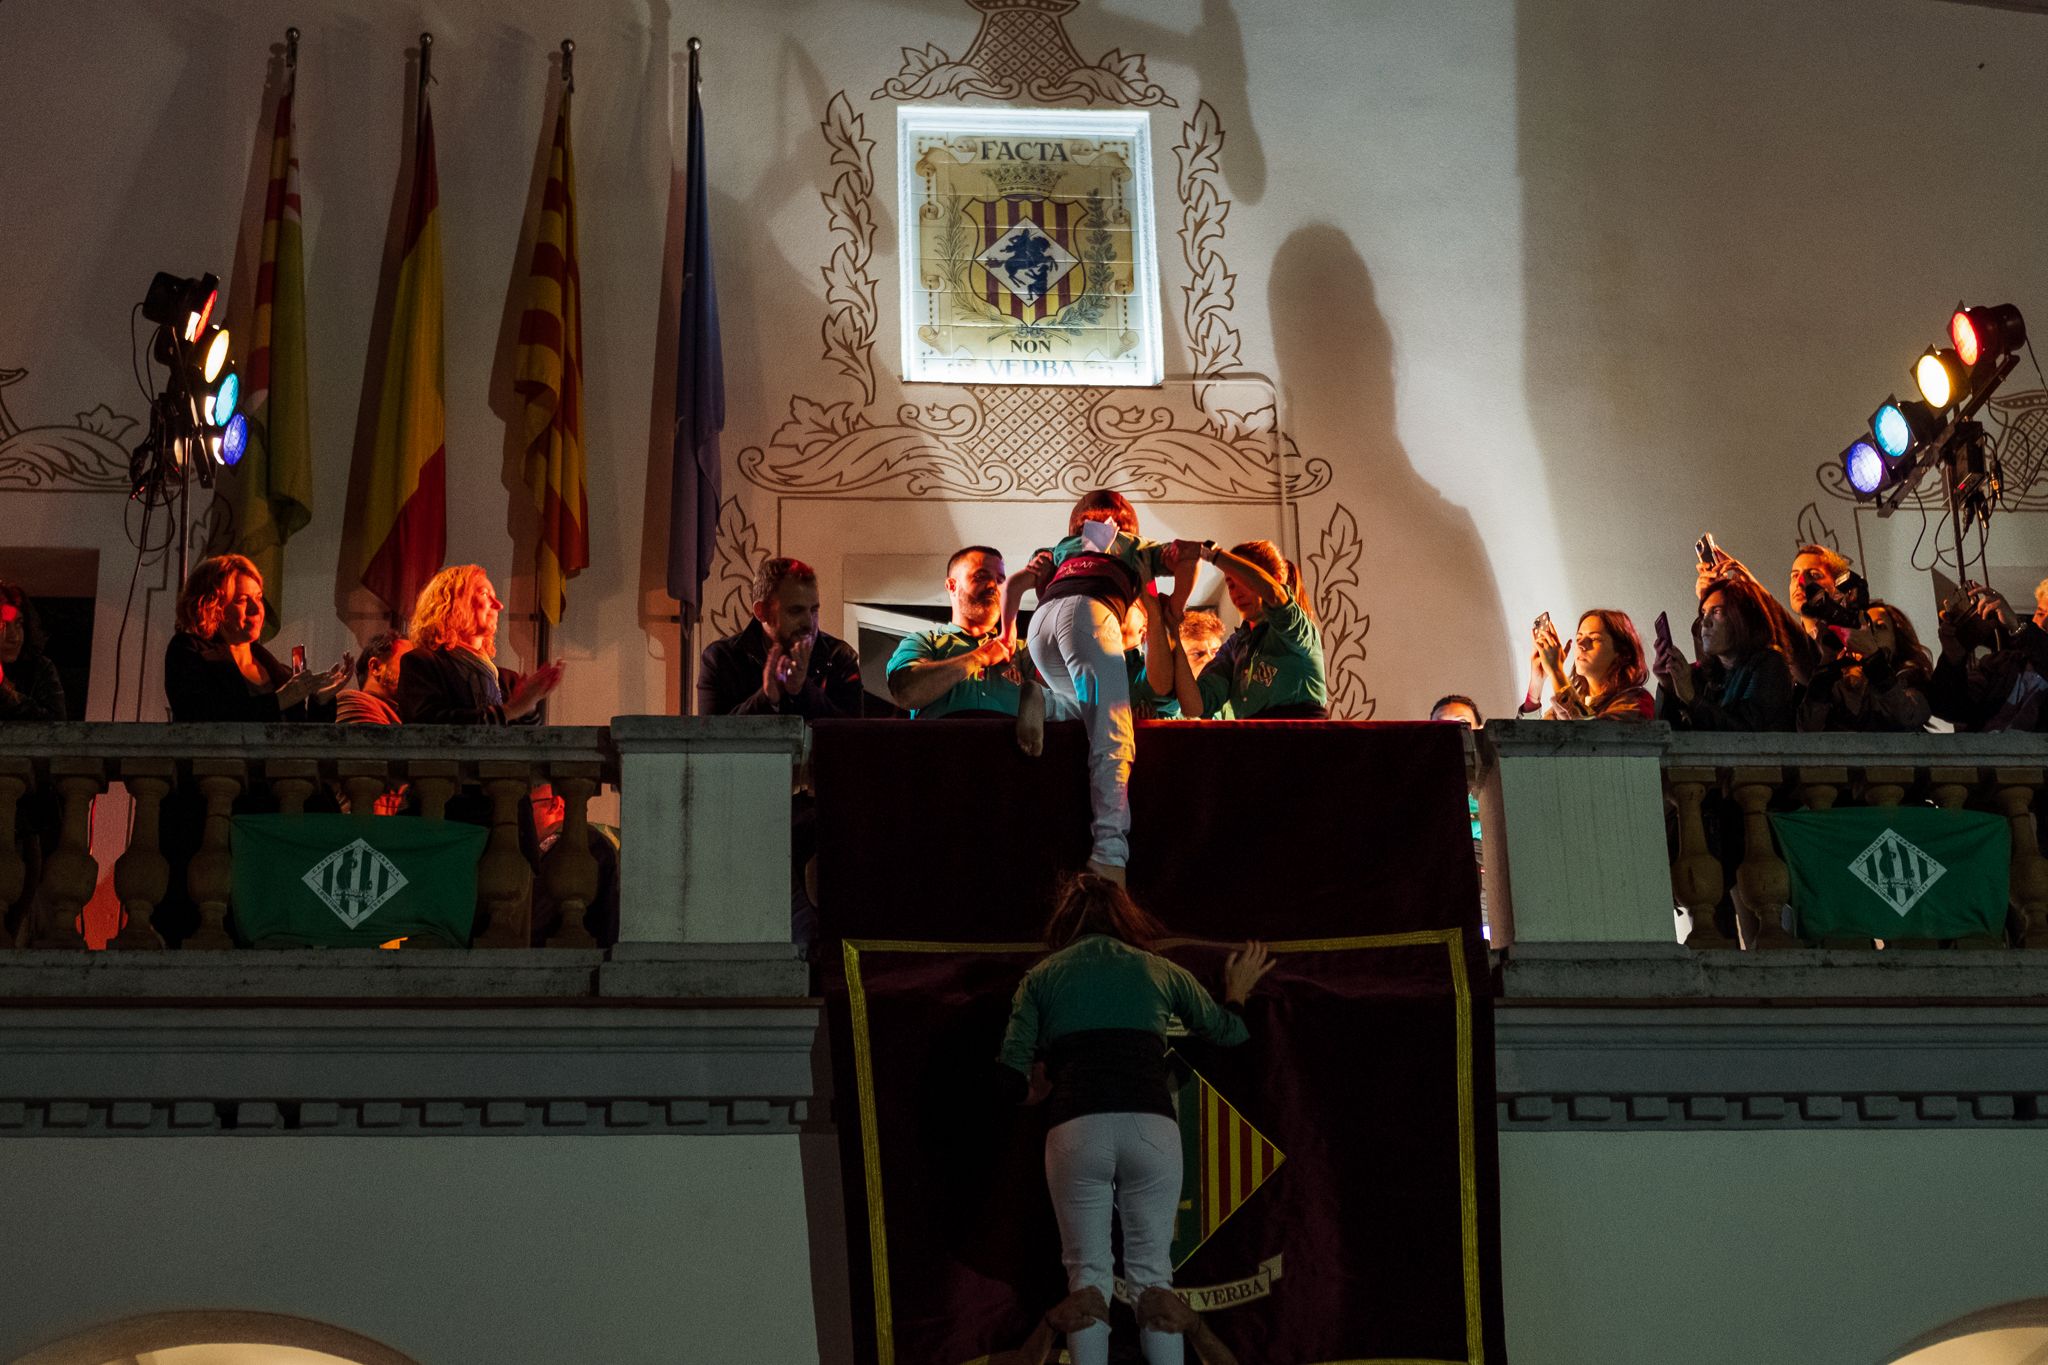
left=216, top=64, right=313, bottom=635
left=1173, top=1062, right=1284, bottom=1266
left=513, top=88, right=589, bottom=626
left=357, top=80, right=447, bottom=620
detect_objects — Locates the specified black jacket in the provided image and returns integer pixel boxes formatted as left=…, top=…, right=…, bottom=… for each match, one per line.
left=0, top=653, right=65, bottom=721
left=697, top=619, right=864, bottom=718
left=163, top=633, right=334, bottom=722
left=397, top=646, right=539, bottom=727
left=1656, top=648, right=1796, bottom=732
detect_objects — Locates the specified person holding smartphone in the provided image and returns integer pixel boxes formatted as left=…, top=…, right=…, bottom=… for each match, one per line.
left=1652, top=577, right=1797, bottom=731
left=1528, top=609, right=1655, bottom=721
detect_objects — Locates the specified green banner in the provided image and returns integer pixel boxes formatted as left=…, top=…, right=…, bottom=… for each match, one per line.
left=1769, top=807, right=2008, bottom=941
left=231, top=813, right=486, bottom=947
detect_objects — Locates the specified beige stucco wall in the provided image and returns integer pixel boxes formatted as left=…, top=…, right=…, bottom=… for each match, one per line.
left=1500, top=1129, right=2048, bottom=1365
left=0, top=1134, right=818, bottom=1365
left=6, top=0, right=2048, bottom=726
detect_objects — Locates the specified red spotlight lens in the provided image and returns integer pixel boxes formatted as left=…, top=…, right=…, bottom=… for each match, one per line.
left=183, top=287, right=218, bottom=344
left=1951, top=310, right=1981, bottom=368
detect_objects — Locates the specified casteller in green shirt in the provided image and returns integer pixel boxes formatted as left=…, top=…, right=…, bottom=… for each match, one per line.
left=999, top=934, right=1248, bottom=1077
left=1195, top=591, right=1328, bottom=718
left=887, top=624, right=1024, bottom=719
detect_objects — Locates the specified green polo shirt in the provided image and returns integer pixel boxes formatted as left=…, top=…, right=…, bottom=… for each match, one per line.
left=1127, top=648, right=1180, bottom=720
left=1196, top=592, right=1327, bottom=718
left=887, top=624, right=1023, bottom=718
left=999, top=934, right=1248, bottom=1076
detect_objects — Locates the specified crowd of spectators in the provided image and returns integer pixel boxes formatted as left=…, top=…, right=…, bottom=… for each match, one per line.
left=1494, top=537, right=2033, bottom=736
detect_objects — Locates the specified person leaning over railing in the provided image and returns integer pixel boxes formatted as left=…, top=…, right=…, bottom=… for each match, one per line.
left=1797, top=600, right=1932, bottom=733
left=1189, top=539, right=1328, bottom=721
left=1525, top=609, right=1655, bottom=721
left=1652, top=575, right=1796, bottom=731
left=0, top=580, right=64, bottom=722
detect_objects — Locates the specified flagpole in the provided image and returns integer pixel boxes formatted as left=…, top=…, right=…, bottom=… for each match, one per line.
left=677, top=35, right=702, bottom=716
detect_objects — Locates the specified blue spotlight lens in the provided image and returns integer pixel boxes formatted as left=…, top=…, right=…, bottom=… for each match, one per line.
left=1872, top=403, right=1911, bottom=460
left=220, top=412, right=248, bottom=466
left=209, top=371, right=239, bottom=425
left=1844, top=439, right=1885, bottom=496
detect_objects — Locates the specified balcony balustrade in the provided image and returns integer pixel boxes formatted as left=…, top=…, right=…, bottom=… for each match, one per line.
left=0, top=716, right=806, bottom=953
left=1474, top=720, right=2048, bottom=952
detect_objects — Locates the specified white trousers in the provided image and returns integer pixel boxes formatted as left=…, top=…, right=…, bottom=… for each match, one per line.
left=1044, top=1111, right=1184, bottom=1365
left=1028, top=594, right=1134, bottom=868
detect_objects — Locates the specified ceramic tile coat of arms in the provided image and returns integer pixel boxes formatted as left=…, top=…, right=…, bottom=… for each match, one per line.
left=898, top=107, right=1163, bottom=386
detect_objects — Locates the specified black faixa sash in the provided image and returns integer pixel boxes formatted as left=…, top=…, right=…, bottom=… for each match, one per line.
left=1040, top=552, right=1142, bottom=615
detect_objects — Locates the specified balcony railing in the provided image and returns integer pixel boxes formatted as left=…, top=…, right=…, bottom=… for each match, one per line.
left=1475, top=720, right=2048, bottom=952
left=0, top=716, right=806, bottom=952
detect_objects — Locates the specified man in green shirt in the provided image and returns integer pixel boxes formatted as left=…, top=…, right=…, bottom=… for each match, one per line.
left=888, top=546, right=1031, bottom=719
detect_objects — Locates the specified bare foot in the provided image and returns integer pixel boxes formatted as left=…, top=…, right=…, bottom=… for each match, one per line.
left=1017, top=680, right=1045, bottom=757
left=1085, top=859, right=1127, bottom=886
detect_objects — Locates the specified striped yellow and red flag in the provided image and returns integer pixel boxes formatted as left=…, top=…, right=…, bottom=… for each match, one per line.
left=1173, top=1068, right=1286, bottom=1266
left=356, top=77, right=446, bottom=619
left=216, top=57, right=312, bottom=633
left=513, top=86, right=589, bottom=625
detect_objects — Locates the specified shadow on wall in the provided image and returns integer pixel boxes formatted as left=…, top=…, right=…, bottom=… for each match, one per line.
left=1267, top=224, right=1512, bottom=719
left=10, top=1309, right=419, bottom=1365
left=1513, top=0, right=2048, bottom=624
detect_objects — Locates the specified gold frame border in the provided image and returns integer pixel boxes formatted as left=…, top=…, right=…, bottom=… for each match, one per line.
left=842, top=928, right=1485, bottom=1365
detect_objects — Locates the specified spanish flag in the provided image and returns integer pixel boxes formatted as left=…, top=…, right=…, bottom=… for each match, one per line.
left=513, top=87, right=588, bottom=626
left=357, top=75, right=446, bottom=620
left=216, top=57, right=312, bottom=635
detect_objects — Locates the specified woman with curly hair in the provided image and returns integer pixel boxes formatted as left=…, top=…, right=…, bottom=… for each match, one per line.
left=0, top=579, right=65, bottom=722
left=1000, top=874, right=1272, bottom=1365
left=163, top=554, right=350, bottom=722
left=396, top=564, right=562, bottom=725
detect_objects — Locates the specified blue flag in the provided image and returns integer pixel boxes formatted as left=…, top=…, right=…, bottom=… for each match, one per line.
left=667, top=55, right=724, bottom=618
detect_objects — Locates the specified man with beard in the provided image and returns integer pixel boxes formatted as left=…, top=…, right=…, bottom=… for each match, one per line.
left=697, top=557, right=864, bottom=718
left=888, top=546, right=1058, bottom=751
left=889, top=547, right=1024, bottom=717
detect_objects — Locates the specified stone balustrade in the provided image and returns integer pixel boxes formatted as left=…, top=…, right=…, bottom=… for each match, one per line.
left=0, top=717, right=805, bottom=952
left=1474, top=721, right=2048, bottom=951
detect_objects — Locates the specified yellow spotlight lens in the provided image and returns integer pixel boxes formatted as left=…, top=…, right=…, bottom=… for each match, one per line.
left=1915, top=350, right=1956, bottom=409
left=201, top=327, right=231, bottom=383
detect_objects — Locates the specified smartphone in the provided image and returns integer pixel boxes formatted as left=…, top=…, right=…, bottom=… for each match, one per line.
left=1533, top=610, right=1553, bottom=636
left=1653, top=611, right=1673, bottom=653
left=290, top=645, right=306, bottom=674
left=1695, top=532, right=1720, bottom=567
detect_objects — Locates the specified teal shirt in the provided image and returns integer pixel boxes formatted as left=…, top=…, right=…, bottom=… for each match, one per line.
left=887, top=624, right=1022, bottom=718
left=1048, top=528, right=1171, bottom=582
left=1126, top=648, right=1180, bottom=720
left=999, top=934, right=1248, bottom=1076
left=1196, top=592, right=1327, bottom=717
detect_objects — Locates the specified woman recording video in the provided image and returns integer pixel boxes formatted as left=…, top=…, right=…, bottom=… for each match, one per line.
left=1526, top=609, right=1655, bottom=721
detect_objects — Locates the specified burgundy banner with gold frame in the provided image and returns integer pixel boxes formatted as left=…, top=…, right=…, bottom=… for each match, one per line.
left=839, top=928, right=1501, bottom=1365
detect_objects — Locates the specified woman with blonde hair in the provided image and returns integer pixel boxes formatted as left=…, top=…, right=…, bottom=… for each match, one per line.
left=163, top=554, right=350, bottom=722
left=396, top=565, right=562, bottom=725
left=1189, top=539, right=1327, bottom=719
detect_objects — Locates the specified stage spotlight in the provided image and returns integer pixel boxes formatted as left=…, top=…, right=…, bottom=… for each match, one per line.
left=209, top=370, right=240, bottom=425
left=1844, top=438, right=1886, bottom=496
left=141, top=271, right=221, bottom=342
left=1914, top=348, right=1963, bottom=411
left=199, top=326, right=231, bottom=383
left=218, top=412, right=248, bottom=466
left=1952, top=304, right=2026, bottom=370
left=1871, top=396, right=1942, bottom=463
